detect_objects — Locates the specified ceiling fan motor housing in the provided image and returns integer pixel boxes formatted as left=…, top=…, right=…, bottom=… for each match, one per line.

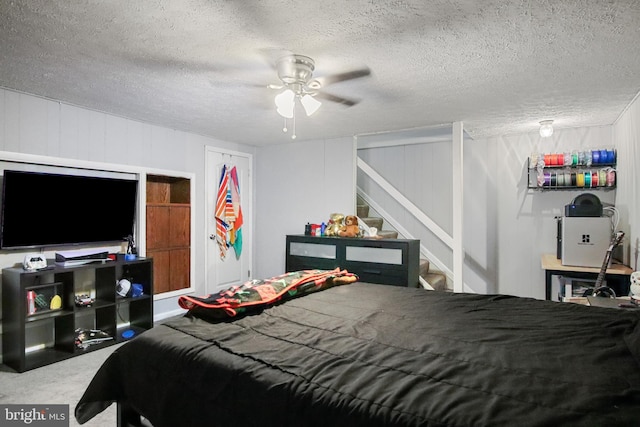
left=277, top=55, right=315, bottom=85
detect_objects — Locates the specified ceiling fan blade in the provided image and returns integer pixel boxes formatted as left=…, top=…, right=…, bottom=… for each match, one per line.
left=209, top=78, right=274, bottom=90
left=315, top=91, right=360, bottom=107
left=316, top=67, right=371, bottom=87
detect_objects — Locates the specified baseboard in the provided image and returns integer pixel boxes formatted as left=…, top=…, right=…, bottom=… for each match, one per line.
left=154, top=308, right=187, bottom=324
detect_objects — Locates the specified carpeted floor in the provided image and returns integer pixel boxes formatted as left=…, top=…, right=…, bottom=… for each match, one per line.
left=0, top=343, right=123, bottom=426
left=1, top=315, right=183, bottom=426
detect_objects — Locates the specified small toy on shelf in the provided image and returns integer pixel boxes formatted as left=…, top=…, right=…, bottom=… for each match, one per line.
left=325, top=213, right=345, bottom=236
left=75, top=294, right=94, bottom=307
left=338, top=215, right=361, bottom=238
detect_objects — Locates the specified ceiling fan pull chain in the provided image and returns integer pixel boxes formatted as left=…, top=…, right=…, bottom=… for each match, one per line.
left=282, top=117, right=288, bottom=133
left=291, top=106, right=297, bottom=140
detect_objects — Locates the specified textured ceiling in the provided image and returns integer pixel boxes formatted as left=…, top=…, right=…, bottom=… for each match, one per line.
left=1, top=1, right=639, bottom=146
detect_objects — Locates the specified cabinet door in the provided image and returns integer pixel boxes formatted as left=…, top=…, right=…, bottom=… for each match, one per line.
left=149, top=250, right=171, bottom=294
left=169, top=248, right=190, bottom=291
left=169, top=206, right=190, bottom=248
left=146, top=175, right=192, bottom=295
left=146, top=206, right=170, bottom=250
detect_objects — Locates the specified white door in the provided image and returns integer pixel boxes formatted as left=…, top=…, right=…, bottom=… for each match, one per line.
left=205, top=147, right=252, bottom=294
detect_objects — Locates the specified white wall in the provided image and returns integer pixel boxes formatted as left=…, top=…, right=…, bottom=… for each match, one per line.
left=0, top=88, right=255, bottom=325
left=613, top=93, right=640, bottom=271
left=254, top=137, right=355, bottom=279
left=464, top=126, right=617, bottom=298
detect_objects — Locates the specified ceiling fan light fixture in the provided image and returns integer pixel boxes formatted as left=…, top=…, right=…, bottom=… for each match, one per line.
left=269, top=53, right=369, bottom=138
left=275, top=89, right=295, bottom=118
left=300, top=94, right=321, bottom=116
left=539, top=120, right=554, bottom=138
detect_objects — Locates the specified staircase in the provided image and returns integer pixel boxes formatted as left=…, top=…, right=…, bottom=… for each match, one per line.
left=357, top=200, right=450, bottom=291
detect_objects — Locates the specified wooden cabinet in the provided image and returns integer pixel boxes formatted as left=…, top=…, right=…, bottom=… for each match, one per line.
left=146, top=175, right=191, bottom=294
left=286, top=235, right=420, bottom=287
left=2, top=258, right=153, bottom=373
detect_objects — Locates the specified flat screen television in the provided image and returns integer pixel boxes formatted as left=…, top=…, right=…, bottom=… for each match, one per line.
left=0, top=170, right=138, bottom=249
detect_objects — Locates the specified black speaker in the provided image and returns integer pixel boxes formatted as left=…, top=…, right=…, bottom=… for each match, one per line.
left=556, top=216, right=562, bottom=259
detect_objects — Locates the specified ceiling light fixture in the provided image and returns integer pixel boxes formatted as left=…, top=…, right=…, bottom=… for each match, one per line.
left=268, top=55, right=339, bottom=140
left=300, top=94, right=322, bottom=116
left=274, top=87, right=322, bottom=140
left=539, top=120, right=554, bottom=138
left=274, top=89, right=295, bottom=119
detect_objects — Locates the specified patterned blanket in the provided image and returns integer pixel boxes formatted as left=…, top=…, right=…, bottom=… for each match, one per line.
left=178, top=268, right=358, bottom=318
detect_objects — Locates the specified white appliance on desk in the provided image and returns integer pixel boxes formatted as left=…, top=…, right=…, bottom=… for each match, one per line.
left=560, top=216, right=611, bottom=268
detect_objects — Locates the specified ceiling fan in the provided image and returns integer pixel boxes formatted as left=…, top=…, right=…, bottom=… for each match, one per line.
left=265, top=54, right=371, bottom=138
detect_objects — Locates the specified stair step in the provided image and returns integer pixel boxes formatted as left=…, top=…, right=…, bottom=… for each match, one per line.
left=419, top=258, right=448, bottom=291
left=362, top=217, right=383, bottom=229
left=422, top=272, right=448, bottom=291
left=419, top=259, right=430, bottom=277
left=376, top=230, right=398, bottom=239
left=357, top=204, right=369, bottom=218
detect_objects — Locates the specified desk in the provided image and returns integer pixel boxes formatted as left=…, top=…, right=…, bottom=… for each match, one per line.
left=541, top=253, right=633, bottom=300
left=586, top=296, right=640, bottom=309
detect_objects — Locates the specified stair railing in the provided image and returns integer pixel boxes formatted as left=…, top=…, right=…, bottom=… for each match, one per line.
left=357, top=158, right=453, bottom=249
left=357, top=185, right=453, bottom=284
left=356, top=158, right=454, bottom=283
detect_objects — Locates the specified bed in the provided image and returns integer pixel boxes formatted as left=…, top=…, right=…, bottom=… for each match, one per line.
left=75, top=278, right=640, bottom=426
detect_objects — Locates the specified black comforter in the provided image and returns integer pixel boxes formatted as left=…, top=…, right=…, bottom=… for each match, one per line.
left=76, top=283, right=640, bottom=426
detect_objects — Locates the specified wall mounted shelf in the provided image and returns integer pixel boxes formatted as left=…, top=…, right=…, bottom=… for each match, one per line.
left=527, top=152, right=617, bottom=191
